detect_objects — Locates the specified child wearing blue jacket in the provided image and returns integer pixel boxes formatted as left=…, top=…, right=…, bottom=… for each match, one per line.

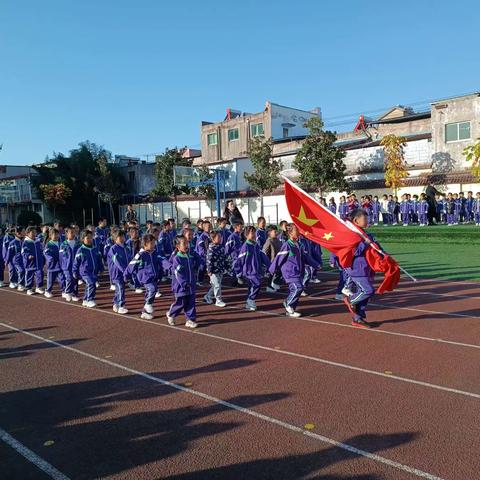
left=59, top=226, right=81, bottom=302
left=7, top=227, right=25, bottom=290
left=4, top=228, right=19, bottom=288
left=235, top=226, right=271, bottom=311
left=104, top=227, right=118, bottom=291
left=94, top=219, right=108, bottom=255
left=124, top=233, right=163, bottom=320
left=43, top=228, right=64, bottom=298
left=167, top=235, right=198, bottom=328
left=0, top=228, right=5, bottom=288
left=107, top=229, right=129, bottom=314
left=255, top=217, right=267, bottom=249
left=22, top=226, right=44, bottom=295
left=73, top=230, right=104, bottom=308
left=269, top=224, right=320, bottom=317
left=195, top=220, right=212, bottom=285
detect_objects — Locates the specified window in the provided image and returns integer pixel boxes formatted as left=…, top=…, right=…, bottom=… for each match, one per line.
left=283, top=127, right=289, bottom=139
left=445, top=121, right=471, bottom=142
left=207, top=132, right=218, bottom=146
left=128, top=171, right=136, bottom=184
left=228, top=128, right=239, bottom=141
left=251, top=123, right=264, bottom=137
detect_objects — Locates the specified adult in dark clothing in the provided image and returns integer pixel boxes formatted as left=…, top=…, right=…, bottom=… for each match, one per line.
left=125, top=205, right=137, bottom=223
left=425, top=181, right=443, bottom=224
left=223, top=200, right=244, bottom=226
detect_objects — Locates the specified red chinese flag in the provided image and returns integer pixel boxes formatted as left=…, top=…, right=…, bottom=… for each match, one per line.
left=284, top=178, right=361, bottom=267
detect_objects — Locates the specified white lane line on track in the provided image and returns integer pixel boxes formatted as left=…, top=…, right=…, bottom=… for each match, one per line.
left=0, top=426, right=71, bottom=480
left=0, top=322, right=444, bottom=480
left=2, top=290, right=480, bottom=399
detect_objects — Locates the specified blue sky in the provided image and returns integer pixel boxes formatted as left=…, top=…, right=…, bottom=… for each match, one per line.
left=1, top=0, right=479, bottom=165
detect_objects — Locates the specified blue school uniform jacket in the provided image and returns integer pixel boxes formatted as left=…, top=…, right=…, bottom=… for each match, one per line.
left=418, top=200, right=428, bottom=214
left=255, top=228, right=267, bottom=249
left=474, top=199, right=480, bottom=213
left=328, top=202, right=337, bottom=214
left=235, top=240, right=271, bottom=279
left=171, top=251, right=196, bottom=297
left=269, top=239, right=320, bottom=283
left=21, top=237, right=44, bottom=271
left=400, top=201, right=410, bottom=215
left=59, top=239, right=81, bottom=272
left=344, top=234, right=376, bottom=279
left=225, top=231, right=242, bottom=258
left=219, top=227, right=231, bottom=246
left=371, top=201, right=381, bottom=214
left=195, top=231, right=210, bottom=258
left=73, top=244, right=104, bottom=279
left=125, top=238, right=141, bottom=260
left=7, top=238, right=23, bottom=269
left=107, top=244, right=129, bottom=282
left=44, top=240, right=62, bottom=272
left=2, top=233, right=14, bottom=264
left=159, top=231, right=173, bottom=257
left=124, top=249, right=162, bottom=286
left=103, top=236, right=114, bottom=260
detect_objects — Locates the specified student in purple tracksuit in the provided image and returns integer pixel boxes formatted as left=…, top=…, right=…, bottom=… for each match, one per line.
left=474, top=192, right=480, bottom=226
left=2, top=228, right=16, bottom=287
left=453, top=193, right=461, bottom=224
left=0, top=229, right=5, bottom=288
left=125, top=227, right=143, bottom=292
left=73, top=230, right=104, bottom=308
left=338, top=196, right=348, bottom=221
left=104, top=228, right=118, bottom=291
left=458, top=192, right=467, bottom=223
left=195, top=220, right=212, bottom=285
left=400, top=195, right=410, bottom=226
left=387, top=195, right=396, bottom=225
left=124, top=234, right=163, bottom=320
left=107, top=229, right=129, bottom=314
left=343, top=209, right=376, bottom=328
left=445, top=193, right=455, bottom=225
left=22, top=226, right=44, bottom=295
left=43, top=228, right=65, bottom=298
left=298, top=235, right=322, bottom=293
left=59, top=227, right=81, bottom=302
left=410, top=195, right=419, bottom=224
left=277, top=220, right=288, bottom=243
left=224, top=222, right=244, bottom=285
left=8, top=227, right=25, bottom=290
left=255, top=217, right=267, bottom=249
left=466, top=191, right=474, bottom=223
left=217, top=217, right=231, bottom=247
left=94, top=218, right=108, bottom=255
left=328, top=197, right=337, bottom=215
left=166, top=235, right=198, bottom=328
left=269, top=224, right=320, bottom=317
left=371, top=196, right=380, bottom=225
left=418, top=194, right=429, bottom=226
left=235, top=226, right=271, bottom=311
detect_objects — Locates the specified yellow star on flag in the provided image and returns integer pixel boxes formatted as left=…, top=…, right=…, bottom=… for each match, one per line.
left=295, top=206, right=318, bottom=227
left=322, top=232, right=334, bottom=241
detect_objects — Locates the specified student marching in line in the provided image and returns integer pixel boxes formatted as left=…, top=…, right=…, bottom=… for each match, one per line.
left=8, top=227, right=26, bottom=290
left=107, top=229, right=129, bottom=314
left=235, top=226, right=271, bottom=311
left=445, top=193, right=455, bottom=225
left=195, top=220, right=212, bottom=286
left=94, top=218, right=108, bottom=254
left=418, top=193, right=429, bottom=226
left=343, top=209, right=376, bottom=328
left=224, top=221, right=244, bottom=286
left=167, top=235, right=198, bottom=328
left=73, top=230, right=104, bottom=308
left=278, top=220, right=288, bottom=243
left=474, top=192, right=480, bottom=226
left=400, top=194, right=410, bottom=226
left=124, top=233, right=163, bottom=320
left=466, top=191, right=474, bottom=223
left=338, top=196, right=348, bottom=221
left=255, top=216, right=267, bottom=249
left=43, top=227, right=64, bottom=298
left=104, top=226, right=118, bottom=291
left=217, top=217, right=231, bottom=247
left=2, top=228, right=15, bottom=288
left=125, top=226, right=143, bottom=293
left=0, top=228, right=5, bottom=288
left=371, top=196, right=380, bottom=225
left=262, top=225, right=282, bottom=292
left=59, top=226, right=81, bottom=302
left=269, top=224, right=320, bottom=317
left=328, top=197, right=337, bottom=215
left=299, top=236, right=323, bottom=293
left=204, top=231, right=227, bottom=307
left=22, top=226, right=44, bottom=295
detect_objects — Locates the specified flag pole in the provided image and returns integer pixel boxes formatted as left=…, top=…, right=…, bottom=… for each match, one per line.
left=281, top=176, right=417, bottom=282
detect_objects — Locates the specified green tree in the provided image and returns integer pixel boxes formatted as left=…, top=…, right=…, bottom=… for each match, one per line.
left=153, top=147, right=192, bottom=218
left=293, top=117, right=348, bottom=198
left=381, top=134, right=409, bottom=195
left=463, top=138, right=480, bottom=179
left=244, top=137, right=281, bottom=215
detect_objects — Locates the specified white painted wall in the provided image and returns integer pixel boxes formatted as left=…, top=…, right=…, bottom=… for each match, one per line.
left=270, top=103, right=319, bottom=140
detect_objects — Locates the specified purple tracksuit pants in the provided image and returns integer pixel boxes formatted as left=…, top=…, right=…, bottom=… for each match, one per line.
left=247, top=276, right=262, bottom=301
left=82, top=275, right=97, bottom=301
left=113, top=279, right=126, bottom=307
left=285, top=281, right=303, bottom=310
left=349, top=276, right=375, bottom=320
left=25, top=269, right=44, bottom=290
left=168, top=293, right=196, bottom=321
left=46, top=270, right=64, bottom=293
left=63, top=271, right=78, bottom=296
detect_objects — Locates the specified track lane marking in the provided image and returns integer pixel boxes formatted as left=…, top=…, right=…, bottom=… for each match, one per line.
left=2, top=290, right=480, bottom=399
left=0, top=426, right=70, bottom=480
left=0, top=322, right=444, bottom=480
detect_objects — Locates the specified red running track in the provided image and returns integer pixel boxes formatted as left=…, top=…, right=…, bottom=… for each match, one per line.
left=0, top=272, right=479, bottom=479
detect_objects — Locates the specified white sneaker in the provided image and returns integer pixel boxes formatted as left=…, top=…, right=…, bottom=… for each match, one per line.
left=0, top=281, right=4, bottom=288
left=17, top=286, right=25, bottom=292
left=287, top=310, right=301, bottom=318
left=65, top=294, right=72, bottom=302
left=185, top=319, right=198, bottom=329
left=71, top=296, right=80, bottom=302
left=61, top=292, right=68, bottom=298
left=203, top=295, right=213, bottom=304
left=85, top=301, right=96, bottom=308
left=166, top=313, right=176, bottom=325
left=215, top=300, right=226, bottom=308
left=237, top=277, right=245, bottom=285
left=36, top=288, right=45, bottom=294
left=266, top=286, right=276, bottom=293
left=113, top=305, right=119, bottom=313
left=284, top=303, right=295, bottom=315
left=110, top=285, right=116, bottom=291
left=144, top=303, right=154, bottom=314
left=117, top=307, right=128, bottom=314
left=271, top=282, right=281, bottom=291
left=44, top=292, right=53, bottom=298
left=141, top=312, right=153, bottom=320
left=9, top=283, right=17, bottom=289
left=300, top=291, right=308, bottom=297
left=95, top=282, right=100, bottom=288
left=27, top=289, right=34, bottom=295
left=155, top=291, right=162, bottom=298
left=312, top=278, right=321, bottom=284
left=245, top=300, right=257, bottom=311
left=82, top=300, right=87, bottom=306
left=135, top=288, right=143, bottom=294
left=341, top=287, right=353, bottom=297
left=78, top=279, right=84, bottom=285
